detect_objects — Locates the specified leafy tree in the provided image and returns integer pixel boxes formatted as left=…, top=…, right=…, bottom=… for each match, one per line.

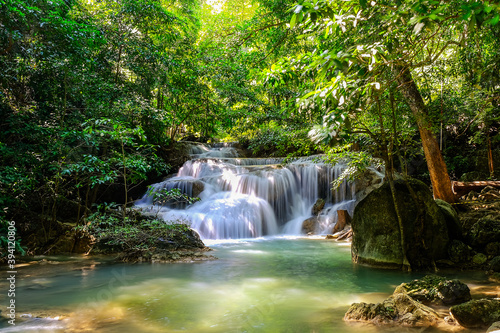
left=287, top=0, right=500, bottom=202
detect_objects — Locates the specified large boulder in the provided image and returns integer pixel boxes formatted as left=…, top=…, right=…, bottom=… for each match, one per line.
left=450, top=299, right=500, bottom=328
left=351, top=179, right=450, bottom=269
left=393, top=275, right=471, bottom=306
left=344, top=291, right=439, bottom=327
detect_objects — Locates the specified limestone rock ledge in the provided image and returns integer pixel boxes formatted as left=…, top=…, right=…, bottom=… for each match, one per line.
left=344, top=291, right=439, bottom=327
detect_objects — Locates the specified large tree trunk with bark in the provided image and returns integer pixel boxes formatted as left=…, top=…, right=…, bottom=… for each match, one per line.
left=393, top=65, right=456, bottom=203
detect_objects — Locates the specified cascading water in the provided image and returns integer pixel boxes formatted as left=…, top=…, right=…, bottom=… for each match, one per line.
left=136, top=143, right=357, bottom=239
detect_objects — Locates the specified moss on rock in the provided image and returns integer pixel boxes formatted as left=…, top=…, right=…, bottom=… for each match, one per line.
left=450, top=299, right=500, bottom=328
left=84, top=209, right=213, bottom=262
left=344, top=290, right=439, bottom=327
left=393, top=275, right=471, bottom=306
left=351, top=179, right=450, bottom=269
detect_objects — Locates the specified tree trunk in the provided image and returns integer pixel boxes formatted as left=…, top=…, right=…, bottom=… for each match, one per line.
left=393, top=65, right=456, bottom=203
left=488, top=134, right=495, bottom=178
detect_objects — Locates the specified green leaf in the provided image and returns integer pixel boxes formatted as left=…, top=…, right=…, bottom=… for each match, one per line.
left=413, top=22, right=425, bottom=35
left=290, top=13, right=297, bottom=28
left=489, top=13, right=500, bottom=25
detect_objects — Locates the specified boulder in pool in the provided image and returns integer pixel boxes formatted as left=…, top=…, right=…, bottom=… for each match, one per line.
left=450, top=299, right=500, bottom=328
left=351, top=178, right=450, bottom=270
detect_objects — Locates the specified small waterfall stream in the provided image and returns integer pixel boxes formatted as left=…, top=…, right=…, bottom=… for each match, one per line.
left=136, top=143, right=357, bottom=239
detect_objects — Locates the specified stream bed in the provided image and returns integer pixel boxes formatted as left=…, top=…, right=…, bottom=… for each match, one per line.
left=0, top=237, right=492, bottom=333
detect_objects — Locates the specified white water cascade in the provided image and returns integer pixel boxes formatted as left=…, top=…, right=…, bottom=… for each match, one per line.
left=136, top=143, right=357, bottom=239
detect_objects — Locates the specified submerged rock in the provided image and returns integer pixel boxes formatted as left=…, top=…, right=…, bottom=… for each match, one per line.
left=450, top=299, right=500, bottom=328
left=393, top=275, right=471, bottom=306
left=351, top=178, right=450, bottom=269
left=344, top=291, right=439, bottom=327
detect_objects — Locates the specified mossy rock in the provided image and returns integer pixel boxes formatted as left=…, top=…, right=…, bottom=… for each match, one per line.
left=311, top=198, right=325, bottom=216
left=87, top=209, right=207, bottom=262
left=448, top=239, right=472, bottom=264
left=351, top=179, right=449, bottom=269
left=393, top=275, right=471, bottom=306
left=490, top=256, right=500, bottom=272
left=473, top=253, right=488, bottom=265
left=344, top=291, right=439, bottom=327
left=450, top=299, right=500, bottom=328
left=470, top=217, right=500, bottom=248
left=486, top=243, right=500, bottom=257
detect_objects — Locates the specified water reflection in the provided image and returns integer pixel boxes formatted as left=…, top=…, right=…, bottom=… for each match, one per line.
left=0, top=239, right=488, bottom=333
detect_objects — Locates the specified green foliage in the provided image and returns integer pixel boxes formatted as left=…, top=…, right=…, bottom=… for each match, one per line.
left=147, top=188, right=201, bottom=206
left=231, top=120, right=318, bottom=157
left=0, top=216, right=26, bottom=259
left=1, top=0, right=500, bottom=254
left=83, top=207, right=193, bottom=254
left=321, top=144, right=384, bottom=189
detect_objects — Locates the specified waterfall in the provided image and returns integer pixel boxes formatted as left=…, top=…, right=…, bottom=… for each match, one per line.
left=136, top=144, right=357, bottom=240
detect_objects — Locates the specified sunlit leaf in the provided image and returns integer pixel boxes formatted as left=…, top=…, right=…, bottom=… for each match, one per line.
left=413, top=22, right=425, bottom=34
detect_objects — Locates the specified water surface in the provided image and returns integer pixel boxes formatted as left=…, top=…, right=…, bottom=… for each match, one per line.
left=0, top=238, right=489, bottom=332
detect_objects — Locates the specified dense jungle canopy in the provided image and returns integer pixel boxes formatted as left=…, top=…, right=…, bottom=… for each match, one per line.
left=1, top=0, right=499, bottom=253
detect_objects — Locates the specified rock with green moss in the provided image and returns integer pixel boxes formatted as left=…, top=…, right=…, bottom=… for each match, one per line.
left=344, top=291, right=439, bottom=327
left=393, top=275, right=471, bottom=306
left=450, top=299, right=500, bottom=328
left=448, top=239, right=472, bottom=263
left=490, top=256, right=500, bottom=272
left=486, top=242, right=500, bottom=257
left=311, top=198, right=325, bottom=216
left=351, top=179, right=450, bottom=269
left=470, top=217, right=500, bottom=249
left=85, top=209, right=212, bottom=262
left=473, top=253, right=488, bottom=265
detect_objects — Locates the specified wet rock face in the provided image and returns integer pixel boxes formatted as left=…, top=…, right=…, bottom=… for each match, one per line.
left=344, top=291, right=439, bottom=327
left=351, top=179, right=449, bottom=269
left=394, top=275, right=471, bottom=306
left=302, top=217, right=319, bottom=234
left=450, top=299, right=500, bottom=328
